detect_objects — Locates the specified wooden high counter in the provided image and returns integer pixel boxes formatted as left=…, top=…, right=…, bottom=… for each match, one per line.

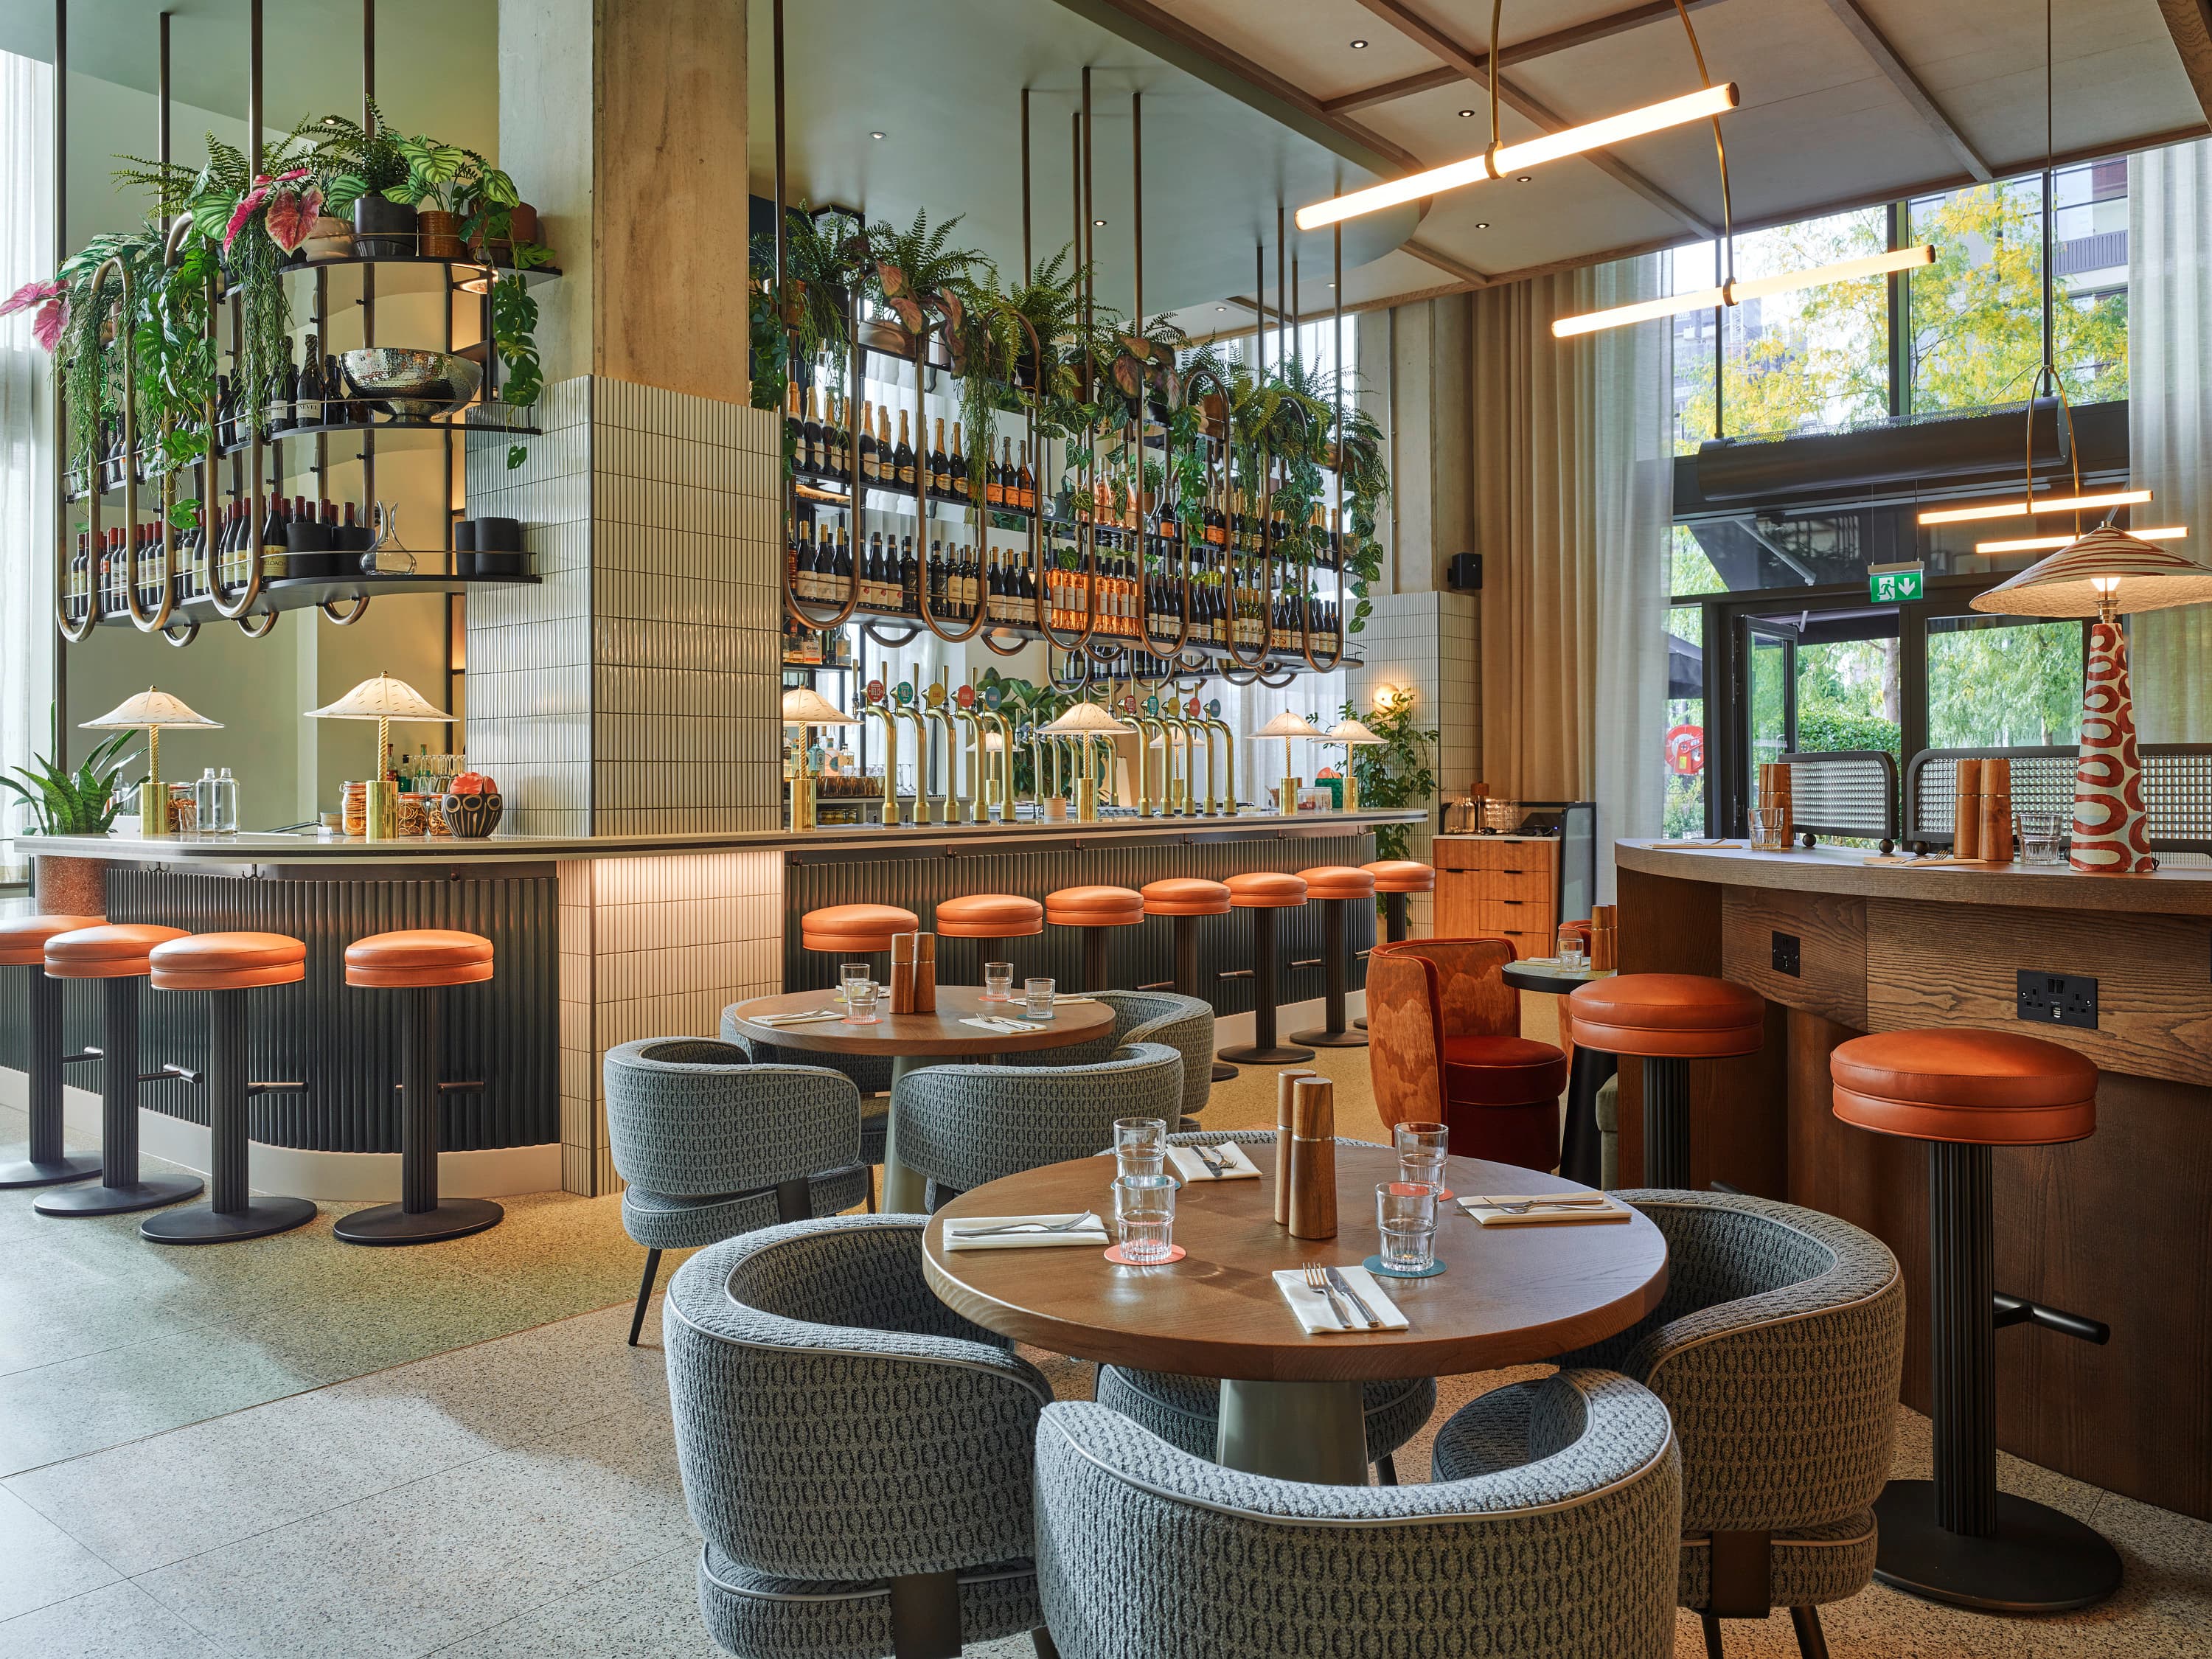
left=1614, top=839, right=2212, bottom=1520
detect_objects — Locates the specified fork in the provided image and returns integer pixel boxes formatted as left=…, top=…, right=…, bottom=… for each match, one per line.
left=1301, top=1261, right=1354, bottom=1329
left=1192, top=1143, right=1228, bottom=1177
left=954, top=1214, right=1096, bottom=1239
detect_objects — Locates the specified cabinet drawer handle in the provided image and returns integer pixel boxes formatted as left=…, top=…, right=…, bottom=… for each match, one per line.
left=1502, top=899, right=1523, bottom=906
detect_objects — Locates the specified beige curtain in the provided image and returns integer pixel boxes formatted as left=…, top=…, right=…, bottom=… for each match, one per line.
left=1473, top=259, right=1669, bottom=896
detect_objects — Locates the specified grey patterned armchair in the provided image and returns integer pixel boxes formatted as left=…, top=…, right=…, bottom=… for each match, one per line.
left=1003, top=991, right=1214, bottom=1126
left=664, top=1216, right=1053, bottom=1658
left=893, top=1040, right=1183, bottom=1209
left=1037, top=1370, right=1682, bottom=1658
left=723, top=1002, right=894, bottom=1167
left=1450, top=1190, right=1905, bottom=1659
left=605, top=1037, right=870, bottom=1347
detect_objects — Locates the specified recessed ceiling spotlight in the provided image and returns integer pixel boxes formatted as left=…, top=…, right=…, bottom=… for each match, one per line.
left=869, top=131, right=886, bottom=140
left=1326, top=281, right=1336, bottom=288
left=1516, top=175, right=1533, bottom=183
left=1093, top=217, right=1107, bottom=226
left=1350, top=38, right=1368, bottom=49
left=1217, top=305, right=1228, bottom=312
left=1475, top=221, right=1490, bottom=229
left=1458, top=109, right=1476, bottom=118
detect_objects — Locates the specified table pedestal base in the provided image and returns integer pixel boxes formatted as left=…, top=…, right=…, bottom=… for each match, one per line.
left=881, top=1052, right=931, bottom=1214
left=1216, top=1379, right=1369, bottom=1484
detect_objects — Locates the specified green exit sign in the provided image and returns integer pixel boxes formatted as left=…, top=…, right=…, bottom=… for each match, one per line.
left=1870, top=563, right=1924, bottom=602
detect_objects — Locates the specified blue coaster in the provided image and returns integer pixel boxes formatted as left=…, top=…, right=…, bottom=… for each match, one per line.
left=1364, top=1253, right=1446, bottom=1280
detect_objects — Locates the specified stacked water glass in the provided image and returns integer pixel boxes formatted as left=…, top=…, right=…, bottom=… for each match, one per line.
left=982, top=960, right=1015, bottom=1002
left=1111, top=1118, right=1176, bottom=1263
left=840, top=961, right=879, bottom=1024
left=1376, top=1121, right=1449, bottom=1274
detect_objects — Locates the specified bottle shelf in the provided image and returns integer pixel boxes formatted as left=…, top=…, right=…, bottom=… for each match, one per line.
left=228, top=250, right=565, bottom=301
left=64, top=409, right=544, bottom=501
left=790, top=597, right=1355, bottom=669
left=65, top=569, right=540, bottom=629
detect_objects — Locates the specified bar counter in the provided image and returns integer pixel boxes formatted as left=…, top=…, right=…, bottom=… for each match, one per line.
left=6, top=809, right=1421, bottom=1203
left=1614, top=838, right=2212, bottom=1522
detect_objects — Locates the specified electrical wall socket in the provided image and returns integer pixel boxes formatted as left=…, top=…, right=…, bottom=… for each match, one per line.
left=1771, top=931, right=1801, bottom=977
left=2017, top=970, right=2097, bottom=1031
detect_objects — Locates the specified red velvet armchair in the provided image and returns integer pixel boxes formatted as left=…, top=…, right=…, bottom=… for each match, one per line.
left=1366, top=938, right=1570, bottom=1172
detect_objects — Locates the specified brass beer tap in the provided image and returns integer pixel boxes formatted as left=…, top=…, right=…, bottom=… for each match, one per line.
left=857, top=693, right=903, bottom=827
left=1202, top=713, right=1238, bottom=815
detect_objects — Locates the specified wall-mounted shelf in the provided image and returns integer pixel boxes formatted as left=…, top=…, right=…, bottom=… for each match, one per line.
left=226, top=250, right=565, bottom=301
left=66, top=570, right=540, bottom=630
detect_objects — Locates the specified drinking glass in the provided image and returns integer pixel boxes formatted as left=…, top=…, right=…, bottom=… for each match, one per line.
left=1113, top=1118, right=1168, bottom=1180
left=1394, top=1121, right=1449, bottom=1194
left=840, top=961, right=872, bottom=1006
left=2019, top=811, right=2067, bottom=865
left=1376, top=1181, right=1439, bottom=1273
left=983, top=960, right=1015, bottom=1002
left=1024, top=976, right=1057, bottom=1020
left=1557, top=926, right=1588, bottom=971
left=1750, top=804, right=1791, bottom=851
left=841, top=980, right=880, bottom=1025
left=1113, top=1174, right=1178, bottom=1263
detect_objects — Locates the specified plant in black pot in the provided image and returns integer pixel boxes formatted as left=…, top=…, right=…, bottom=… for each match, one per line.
left=313, top=102, right=414, bottom=257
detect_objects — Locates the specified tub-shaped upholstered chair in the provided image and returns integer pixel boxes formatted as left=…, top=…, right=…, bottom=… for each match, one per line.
left=1496, top=1190, right=1905, bottom=1659
left=721, top=1001, right=894, bottom=1174
left=894, top=1040, right=1183, bottom=1209
left=1037, top=1371, right=1681, bottom=1659
left=664, top=1216, right=1052, bottom=1659
left=605, top=1037, right=871, bottom=1346
left=1001, top=990, right=1215, bottom=1129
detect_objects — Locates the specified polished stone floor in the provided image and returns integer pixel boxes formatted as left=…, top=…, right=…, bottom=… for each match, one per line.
left=2, top=1046, right=2208, bottom=1658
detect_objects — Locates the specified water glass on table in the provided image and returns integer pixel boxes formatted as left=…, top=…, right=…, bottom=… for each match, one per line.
left=1113, top=1174, right=1178, bottom=1264
left=1114, top=1117, right=1168, bottom=1180
left=983, top=960, right=1015, bottom=1002
left=841, top=979, right=880, bottom=1025
left=1557, top=925, right=1588, bottom=972
left=1376, top=1181, right=1439, bottom=1273
left=840, top=961, right=872, bottom=1004
left=2018, top=811, right=2067, bottom=865
left=1024, top=976, right=1057, bottom=1020
left=1394, top=1121, right=1449, bottom=1194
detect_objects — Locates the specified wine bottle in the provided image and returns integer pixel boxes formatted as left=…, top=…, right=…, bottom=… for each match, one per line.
left=929, top=417, right=950, bottom=499
left=858, top=399, right=879, bottom=484
left=832, top=519, right=854, bottom=597
left=894, top=408, right=917, bottom=490
left=950, top=420, right=969, bottom=501
left=827, top=395, right=849, bottom=481
left=1018, top=444, right=1035, bottom=513
left=293, top=332, right=321, bottom=428
left=898, top=534, right=919, bottom=614
left=785, top=383, right=804, bottom=465
left=1000, top=439, right=1018, bottom=510
left=925, top=538, right=945, bottom=613
left=877, top=406, right=893, bottom=487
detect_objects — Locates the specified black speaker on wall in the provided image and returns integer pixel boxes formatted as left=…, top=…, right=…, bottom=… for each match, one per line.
left=1448, top=552, right=1482, bottom=591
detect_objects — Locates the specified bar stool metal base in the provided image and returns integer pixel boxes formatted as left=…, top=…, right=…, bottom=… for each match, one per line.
left=36, top=1175, right=203, bottom=1217
left=1871, top=1480, right=2122, bottom=1613
left=334, top=1197, right=504, bottom=1245
left=1287, top=1026, right=1368, bottom=1048
left=0, top=1152, right=102, bottom=1189
left=1290, top=895, right=1368, bottom=1048
left=143, top=1194, right=318, bottom=1244
left=1215, top=1043, right=1318, bottom=1065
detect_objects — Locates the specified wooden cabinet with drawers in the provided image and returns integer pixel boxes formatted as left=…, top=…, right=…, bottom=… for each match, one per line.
left=1434, top=836, right=1560, bottom=954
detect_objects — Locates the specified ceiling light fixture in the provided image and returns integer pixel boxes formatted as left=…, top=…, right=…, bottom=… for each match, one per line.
left=1976, top=525, right=2188, bottom=556
left=1920, top=489, right=2153, bottom=526
left=1296, top=83, right=1737, bottom=230
left=869, top=131, right=885, bottom=140
left=1350, top=38, right=1368, bottom=48
left=1458, top=108, right=1476, bottom=118
left=1093, top=218, right=1107, bottom=226
left=1475, top=221, right=1490, bottom=229
left=1555, top=246, right=1933, bottom=338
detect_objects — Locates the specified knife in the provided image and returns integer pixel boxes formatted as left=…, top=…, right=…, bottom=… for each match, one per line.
left=1324, top=1265, right=1385, bottom=1329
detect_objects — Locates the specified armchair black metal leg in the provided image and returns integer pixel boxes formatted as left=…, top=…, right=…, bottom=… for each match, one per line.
left=888, top=1570, right=961, bottom=1659
left=1030, top=1627, right=1061, bottom=1659
left=1700, top=1613, right=1725, bottom=1659
left=1789, top=1607, right=1831, bottom=1659
left=1374, top=1453, right=1399, bottom=1486
left=627, top=1248, right=663, bottom=1347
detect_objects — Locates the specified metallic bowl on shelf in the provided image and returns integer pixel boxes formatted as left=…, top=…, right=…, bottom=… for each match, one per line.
left=337, top=348, right=483, bottom=419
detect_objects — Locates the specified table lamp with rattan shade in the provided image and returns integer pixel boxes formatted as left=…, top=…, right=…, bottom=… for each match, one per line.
left=1970, top=524, right=2212, bottom=872
left=782, top=686, right=858, bottom=831
left=82, top=687, right=221, bottom=838
left=1039, top=700, right=1133, bottom=821
left=1252, top=710, right=1323, bottom=815
left=306, top=673, right=453, bottom=841
left=1323, top=717, right=1383, bottom=813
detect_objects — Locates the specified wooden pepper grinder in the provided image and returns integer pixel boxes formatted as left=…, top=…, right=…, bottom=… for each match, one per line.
left=1589, top=902, right=1618, bottom=971
left=1273, top=1067, right=1315, bottom=1226
left=1980, top=757, right=2014, bottom=865
left=1287, top=1075, right=1338, bottom=1240
left=889, top=932, right=916, bottom=1015
left=1953, top=758, right=1984, bottom=861
left=914, top=931, right=937, bottom=1013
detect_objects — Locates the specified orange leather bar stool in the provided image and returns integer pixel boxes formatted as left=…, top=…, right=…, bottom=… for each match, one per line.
left=1045, top=885, right=1144, bottom=992
left=1832, top=1029, right=2118, bottom=1613
left=335, top=930, right=502, bottom=1245
left=1141, top=877, right=1236, bottom=1082
left=1216, top=872, right=1311, bottom=1067
left=934, top=893, right=1044, bottom=984
left=1288, top=865, right=1376, bottom=1050
left=800, top=904, right=918, bottom=958
left=1565, top=973, right=1763, bottom=1188
left=142, top=934, right=318, bottom=1244
left=1362, top=859, right=1434, bottom=945
left=0, top=914, right=105, bottom=1189
left=35, top=925, right=204, bottom=1217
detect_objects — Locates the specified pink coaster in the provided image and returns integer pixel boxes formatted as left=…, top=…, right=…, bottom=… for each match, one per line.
left=1105, top=1243, right=1185, bottom=1265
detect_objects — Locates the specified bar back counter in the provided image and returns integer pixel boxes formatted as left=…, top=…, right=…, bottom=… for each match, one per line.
left=1616, top=839, right=2212, bottom=1522
left=4, top=810, right=1414, bottom=1203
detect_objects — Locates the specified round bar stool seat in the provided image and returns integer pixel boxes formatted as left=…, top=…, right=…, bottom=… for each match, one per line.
left=142, top=934, right=318, bottom=1244
left=1144, top=878, right=1235, bottom=1082
left=335, top=929, right=502, bottom=1246
left=1567, top=973, right=1763, bottom=1189
left=1218, top=872, right=1312, bottom=1066
left=800, top=904, right=919, bottom=955
left=35, top=924, right=204, bottom=1218
left=1046, top=886, right=1144, bottom=992
left=1290, top=866, right=1375, bottom=1049
left=0, top=915, right=107, bottom=1189
left=933, top=894, right=1044, bottom=937
left=1830, top=1028, right=2116, bottom=1614
left=1363, top=860, right=1435, bottom=894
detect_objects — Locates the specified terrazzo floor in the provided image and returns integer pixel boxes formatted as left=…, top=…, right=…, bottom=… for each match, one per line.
left=1, top=1036, right=2207, bottom=1658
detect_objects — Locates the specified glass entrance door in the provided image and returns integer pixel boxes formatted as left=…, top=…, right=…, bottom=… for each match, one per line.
left=1745, top=618, right=1797, bottom=810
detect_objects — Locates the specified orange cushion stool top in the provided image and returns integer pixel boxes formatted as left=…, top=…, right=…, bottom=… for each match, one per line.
left=1045, top=886, right=1145, bottom=928
left=1565, top=972, right=1764, bottom=1060
left=344, top=929, right=495, bottom=989
left=935, top=894, right=1045, bottom=939
left=1832, top=1029, right=2096, bottom=1146
left=1444, top=1034, right=1572, bottom=1106
left=1225, top=872, right=1307, bottom=909
left=1296, top=865, right=1377, bottom=902
left=1141, top=877, right=1231, bottom=917
left=44, top=923, right=189, bottom=979
left=0, top=914, right=104, bottom=967
left=1363, top=860, right=1435, bottom=894
left=801, top=903, right=919, bottom=954
left=150, top=932, right=307, bottom=992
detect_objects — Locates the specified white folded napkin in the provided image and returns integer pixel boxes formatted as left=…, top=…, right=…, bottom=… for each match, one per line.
left=1167, top=1142, right=1260, bottom=1181
left=942, top=1212, right=1107, bottom=1251
left=1459, top=1193, right=1631, bottom=1228
left=1273, top=1265, right=1409, bottom=1333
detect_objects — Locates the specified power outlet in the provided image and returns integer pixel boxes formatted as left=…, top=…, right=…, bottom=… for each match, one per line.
left=2017, top=970, right=2097, bottom=1031
left=1772, top=931, right=1801, bottom=977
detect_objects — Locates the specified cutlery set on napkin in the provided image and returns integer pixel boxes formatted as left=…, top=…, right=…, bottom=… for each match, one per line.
left=959, top=1015, right=1048, bottom=1034
left=746, top=1008, right=843, bottom=1027
left=1457, top=1192, right=1630, bottom=1227
left=942, top=1212, right=1109, bottom=1250
left=1273, top=1264, right=1408, bottom=1332
left=1166, top=1142, right=1259, bottom=1180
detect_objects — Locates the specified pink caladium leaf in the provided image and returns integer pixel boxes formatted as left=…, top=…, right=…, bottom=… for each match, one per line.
left=263, top=186, right=323, bottom=253
left=223, top=185, right=271, bottom=251
left=1, top=280, right=69, bottom=352
left=0, top=277, right=60, bottom=318
left=887, top=296, right=925, bottom=337
left=876, top=260, right=909, bottom=300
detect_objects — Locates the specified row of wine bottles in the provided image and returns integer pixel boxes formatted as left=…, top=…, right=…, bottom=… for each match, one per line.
left=64, top=493, right=373, bottom=611
left=785, top=386, right=1040, bottom=510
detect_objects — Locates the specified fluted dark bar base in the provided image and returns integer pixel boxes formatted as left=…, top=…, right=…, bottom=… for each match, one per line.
left=334, top=1196, right=503, bottom=1245
left=37, top=1175, right=202, bottom=1217
left=143, top=1195, right=319, bottom=1244
left=1872, top=1481, right=2121, bottom=1612
left=0, top=1152, right=102, bottom=1190
left=1642, top=1055, right=1691, bottom=1189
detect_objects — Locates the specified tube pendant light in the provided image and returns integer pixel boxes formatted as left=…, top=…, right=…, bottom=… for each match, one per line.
left=1921, top=490, right=2152, bottom=526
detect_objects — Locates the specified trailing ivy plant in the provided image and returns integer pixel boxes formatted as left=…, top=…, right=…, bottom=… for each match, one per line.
left=1343, top=690, right=1437, bottom=861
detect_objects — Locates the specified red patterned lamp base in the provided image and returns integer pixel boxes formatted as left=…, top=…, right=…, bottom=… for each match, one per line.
left=2071, top=620, right=2155, bottom=874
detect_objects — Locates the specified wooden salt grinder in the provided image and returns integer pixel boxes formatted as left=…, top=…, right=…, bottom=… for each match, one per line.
left=914, top=931, right=937, bottom=1013
left=1953, top=758, right=1984, bottom=861
left=1980, top=757, right=2014, bottom=864
left=889, top=933, right=917, bottom=1015
left=1273, top=1067, right=1315, bottom=1226
left=1287, top=1075, right=1338, bottom=1240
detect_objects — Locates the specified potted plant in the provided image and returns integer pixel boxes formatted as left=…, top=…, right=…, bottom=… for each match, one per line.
left=386, top=134, right=476, bottom=256
left=862, top=207, right=985, bottom=360
left=311, top=103, right=415, bottom=257
left=1, top=709, right=138, bottom=914
left=1343, top=691, right=1436, bottom=862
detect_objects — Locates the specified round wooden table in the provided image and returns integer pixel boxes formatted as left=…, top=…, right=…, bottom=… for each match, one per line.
left=1501, top=961, right=1615, bottom=1189
left=723, top=987, right=1116, bottom=1212
left=923, top=1139, right=1667, bottom=1483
